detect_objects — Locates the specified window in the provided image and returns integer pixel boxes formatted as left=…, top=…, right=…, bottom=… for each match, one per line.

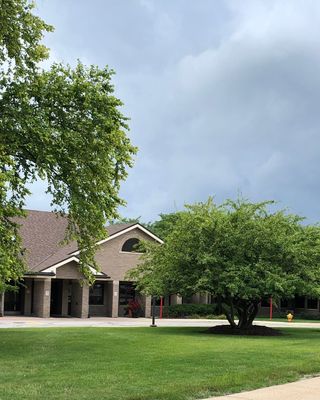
left=280, top=299, right=289, bottom=308
left=89, top=283, right=104, bottom=305
left=121, top=238, right=141, bottom=252
left=260, top=298, right=271, bottom=307
left=119, top=282, right=136, bottom=305
left=295, top=295, right=306, bottom=309
left=182, top=296, right=193, bottom=304
left=307, top=298, right=318, bottom=310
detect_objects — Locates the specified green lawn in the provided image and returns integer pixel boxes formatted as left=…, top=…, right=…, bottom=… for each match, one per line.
left=1, top=327, right=320, bottom=400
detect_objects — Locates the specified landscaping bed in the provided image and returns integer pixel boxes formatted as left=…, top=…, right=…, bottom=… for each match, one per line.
left=207, top=324, right=282, bottom=336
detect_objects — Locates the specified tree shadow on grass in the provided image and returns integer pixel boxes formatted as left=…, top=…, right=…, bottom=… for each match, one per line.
left=139, top=326, right=320, bottom=340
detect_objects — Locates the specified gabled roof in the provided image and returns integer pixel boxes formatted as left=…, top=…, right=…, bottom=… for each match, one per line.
left=16, top=210, right=162, bottom=273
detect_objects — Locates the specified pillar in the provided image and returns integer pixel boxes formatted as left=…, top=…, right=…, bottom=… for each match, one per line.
left=71, top=281, right=89, bottom=318
left=144, top=295, right=152, bottom=318
left=106, top=280, right=119, bottom=317
left=23, top=278, right=32, bottom=316
left=170, top=294, right=182, bottom=305
left=33, top=279, right=51, bottom=318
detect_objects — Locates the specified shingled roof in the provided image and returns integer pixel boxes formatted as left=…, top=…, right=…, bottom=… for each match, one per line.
left=17, top=210, right=136, bottom=272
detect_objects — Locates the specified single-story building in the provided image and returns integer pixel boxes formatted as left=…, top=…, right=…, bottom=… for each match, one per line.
left=2, top=210, right=316, bottom=319
left=0, top=210, right=163, bottom=318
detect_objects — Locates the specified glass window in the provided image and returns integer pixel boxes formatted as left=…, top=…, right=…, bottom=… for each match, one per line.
left=121, top=238, right=141, bottom=252
left=182, top=296, right=193, bottom=304
left=119, top=282, right=136, bottom=305
left=307, top=298, right=318, bottom=310
left=295, top=296, right=306, bottom=308
left=89, top=283, right=104, bottom=305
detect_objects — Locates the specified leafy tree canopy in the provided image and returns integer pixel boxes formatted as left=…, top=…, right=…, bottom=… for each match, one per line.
left=0, top=0, right=136, bottom=290
left=128, top=198, right=320, bottom=329
left=147, top=212, right=184, bottom=240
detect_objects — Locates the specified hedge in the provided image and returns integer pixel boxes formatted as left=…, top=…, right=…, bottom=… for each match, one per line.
left=162, top=303, right=218, bottom=318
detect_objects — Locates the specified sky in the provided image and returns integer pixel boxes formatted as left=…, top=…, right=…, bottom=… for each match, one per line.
left=26, top=0, right=320, bottom=223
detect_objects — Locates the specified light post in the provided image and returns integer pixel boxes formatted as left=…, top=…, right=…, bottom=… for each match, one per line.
left=150, top=296, right=157, bottom=327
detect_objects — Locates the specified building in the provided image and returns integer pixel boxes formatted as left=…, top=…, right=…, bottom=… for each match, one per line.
left=0, top=210, right=163, bottom=318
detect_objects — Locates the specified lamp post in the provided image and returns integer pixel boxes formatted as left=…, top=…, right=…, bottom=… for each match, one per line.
left=150, top=296, right=157, bottom=327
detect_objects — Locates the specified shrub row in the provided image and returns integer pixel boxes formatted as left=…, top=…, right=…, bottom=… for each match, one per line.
left=162, top=303, right=218, bottom=318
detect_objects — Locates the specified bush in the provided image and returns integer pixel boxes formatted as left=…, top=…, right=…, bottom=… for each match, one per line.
left=291, top=312, right=320, bottom=321
left=163, top=303, right=218, bottom=318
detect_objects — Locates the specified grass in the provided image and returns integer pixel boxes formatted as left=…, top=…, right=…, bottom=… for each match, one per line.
left=1, top=327, right=320, bottom=400
left=256, top=317, right=320, bottom=323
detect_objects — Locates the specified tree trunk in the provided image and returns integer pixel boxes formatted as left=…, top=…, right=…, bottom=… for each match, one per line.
left=221, top=301, right=236, bottom=328
left=222, top=299, right=260, bottom=329
left=237, top=301, right=259, bottom=329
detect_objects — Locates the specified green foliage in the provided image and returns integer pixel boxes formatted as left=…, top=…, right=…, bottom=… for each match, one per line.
left=0, top=0, right=53, bottom=75
left=0, top=1, right=136, bottom=287
left=147, top=212, right=183, bottom=240
left=163, top=303, right=218, bottom=318
left=129, top=197, right=320, bottom=328
left=112, top=216, right=142, bottom=224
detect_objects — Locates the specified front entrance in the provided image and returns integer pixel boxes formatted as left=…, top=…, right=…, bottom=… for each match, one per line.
left=50, top=279, right=63, bottom=316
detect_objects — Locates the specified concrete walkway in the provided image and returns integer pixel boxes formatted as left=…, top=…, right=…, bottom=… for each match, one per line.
left=1, top=316, right=320, bottom=329
left=205, top=376, right=320, bottom=400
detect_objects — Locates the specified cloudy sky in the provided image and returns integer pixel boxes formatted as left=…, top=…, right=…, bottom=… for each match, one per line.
left=27, top=0, right=320, bottom=223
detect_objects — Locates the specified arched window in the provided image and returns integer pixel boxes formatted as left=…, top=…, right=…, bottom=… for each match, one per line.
left=121, top=238, right=141, bottom=252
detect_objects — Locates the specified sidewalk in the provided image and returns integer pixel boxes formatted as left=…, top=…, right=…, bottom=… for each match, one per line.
left=1, top=316, right=320, bottom=329
left=205, top=376, right=320, bottom=400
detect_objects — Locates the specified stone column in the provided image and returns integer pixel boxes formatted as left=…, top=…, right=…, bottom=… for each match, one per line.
left=199, top=293, right=208, bottom=304
left=0, top=292, right=4, bottom=317
left=170, top=294, right=182, bottom=305
left=33, top=279, right=51, bottom=318
left=111, top=280, right=119, bottom=318
left=144, top=296, right=152, bottom=318
left=106, top=280, right=119, bottom=318
left=23, top=278, right=32, bottom=316
left=71, top=281, right=89, bottom=318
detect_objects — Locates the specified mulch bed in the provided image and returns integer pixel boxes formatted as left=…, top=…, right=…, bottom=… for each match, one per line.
left=206, top=324, right=282, bottom=336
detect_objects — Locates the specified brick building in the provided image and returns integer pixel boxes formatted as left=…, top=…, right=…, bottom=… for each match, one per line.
left=0, top=210, right=163, bottom=318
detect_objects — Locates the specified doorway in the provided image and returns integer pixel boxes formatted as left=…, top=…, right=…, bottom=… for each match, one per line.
left=50, top=279, right=63, bottom=316
left=4, top=286, right=24, bottom=315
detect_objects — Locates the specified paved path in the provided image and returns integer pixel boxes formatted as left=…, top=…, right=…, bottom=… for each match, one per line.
left=205, top=376, right=320, bottom=400
left=1, top=316, right=320, bottom=329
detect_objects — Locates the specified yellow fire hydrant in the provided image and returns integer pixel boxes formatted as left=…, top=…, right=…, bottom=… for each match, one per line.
left=287, top=312, right=293, bottom=322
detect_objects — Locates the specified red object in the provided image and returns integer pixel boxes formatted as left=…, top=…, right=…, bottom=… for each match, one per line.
left=160, top=296, right=163, bottom=319
left=269, top=297, right=273, bottom=320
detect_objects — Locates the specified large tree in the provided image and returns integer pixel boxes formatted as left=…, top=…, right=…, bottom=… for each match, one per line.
left=0, top=0, right=136, bottom=291
left=129, top=198, right=320, bottom=329
left=147, top=212, right=184, bottom=240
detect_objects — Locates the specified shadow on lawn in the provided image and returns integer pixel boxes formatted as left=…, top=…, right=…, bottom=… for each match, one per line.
left=139, top=325, right=320, bottom=339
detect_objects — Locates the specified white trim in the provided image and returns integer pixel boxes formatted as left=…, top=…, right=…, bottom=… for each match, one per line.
left=40, top=256, right=105, bottom=276
left=70, top=223, right=163, bottom=256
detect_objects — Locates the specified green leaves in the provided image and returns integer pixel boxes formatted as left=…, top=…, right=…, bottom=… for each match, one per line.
left=0, top=0, right=53, bottom=75
left=0, top=1, right=136, bottom=286
left=130, top=197, right=320, bottom=327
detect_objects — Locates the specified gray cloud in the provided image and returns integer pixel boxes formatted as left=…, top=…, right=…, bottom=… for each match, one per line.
left=27, top=0, right=320, bottom=222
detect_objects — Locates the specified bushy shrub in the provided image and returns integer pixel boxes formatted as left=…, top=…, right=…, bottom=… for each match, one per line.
left=162, top=303, right=218, bottom=318
left=292, top=312, right=320, bottom=321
